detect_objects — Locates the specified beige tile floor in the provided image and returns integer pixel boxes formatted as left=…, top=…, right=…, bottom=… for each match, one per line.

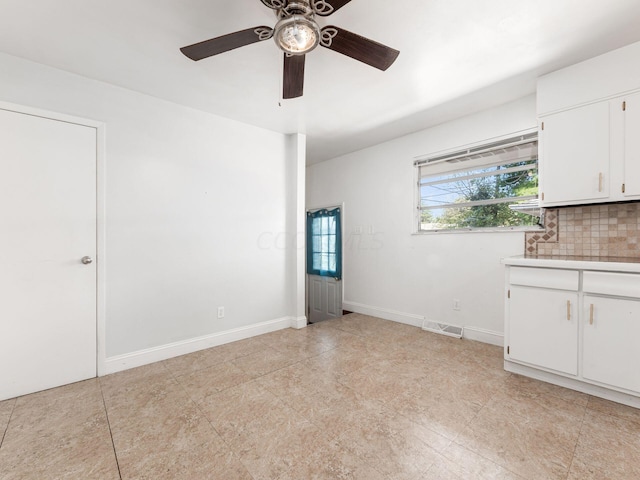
left=1, top=313, right=639, bottom=479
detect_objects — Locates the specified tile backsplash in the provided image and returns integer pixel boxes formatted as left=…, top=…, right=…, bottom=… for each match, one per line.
left=525, top=203, right=640, bottom=258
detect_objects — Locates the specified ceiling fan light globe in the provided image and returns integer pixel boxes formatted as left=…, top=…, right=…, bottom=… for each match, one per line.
left=274, top=15, right=320, bottom=55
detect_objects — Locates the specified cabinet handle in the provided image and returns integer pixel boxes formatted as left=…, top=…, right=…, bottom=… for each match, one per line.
left=589, top=304, right=594, bottom=326
left=567, top=300, right=571, bottom=321
left=598, top=173, right=603, bottom=192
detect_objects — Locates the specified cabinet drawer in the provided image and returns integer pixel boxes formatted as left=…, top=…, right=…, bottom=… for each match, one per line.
left=509, top=267, right=579, bottom=290
left=583, top=271, right=640, bottom=298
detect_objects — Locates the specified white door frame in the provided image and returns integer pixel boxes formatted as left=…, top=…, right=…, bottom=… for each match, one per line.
left=305, top=202, right=345, bottom=320
left=0, top=100, right=107, bottom=377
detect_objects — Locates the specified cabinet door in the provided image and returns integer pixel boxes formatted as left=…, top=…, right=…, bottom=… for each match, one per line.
left=624, top=91, right=640, bottom=197
left=583, top=296, right=640, bottom=394
left=540, top=101, right=610, bottom=206
left=508, top=286, right=578, bottom=375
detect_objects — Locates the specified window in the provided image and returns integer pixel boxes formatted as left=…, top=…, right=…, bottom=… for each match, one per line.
left=306, top=208, right=342, bottom=279
left=415, top=133, right=540, bottom=231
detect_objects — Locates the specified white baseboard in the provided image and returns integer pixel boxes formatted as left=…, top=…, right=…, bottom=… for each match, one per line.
left=290, top=316, right=308, bottom=329
left=505, top=360, right=640, bottom=409
left=463, top=326, right=504, bottom=347
left=104, top=316, right=293, bottom=375
left=343, top=301, right=424, bottom=328
left=344, top=301, right=504, bottom=346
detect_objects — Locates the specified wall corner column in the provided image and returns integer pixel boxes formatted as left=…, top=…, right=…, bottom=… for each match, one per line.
left=286, top=133, right=307, bottom=328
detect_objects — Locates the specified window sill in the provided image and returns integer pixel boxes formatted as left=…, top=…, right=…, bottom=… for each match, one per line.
left=413, top=225, right=544, bottom=235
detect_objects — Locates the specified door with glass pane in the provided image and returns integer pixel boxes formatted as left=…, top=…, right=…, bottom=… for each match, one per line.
left=307, top=207, right=342, bottom=323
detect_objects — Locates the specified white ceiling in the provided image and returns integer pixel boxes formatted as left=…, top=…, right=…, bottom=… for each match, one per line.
left=1, top=0, right=640, bottom=163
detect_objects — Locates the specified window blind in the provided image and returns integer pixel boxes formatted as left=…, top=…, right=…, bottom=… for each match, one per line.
left=415, top=133, right=538, bottom=178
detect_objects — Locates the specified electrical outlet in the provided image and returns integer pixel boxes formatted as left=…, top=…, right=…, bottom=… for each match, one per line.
left=217, top=306, right=225, bottom=319
left=453, top=299, right=461, bottom=311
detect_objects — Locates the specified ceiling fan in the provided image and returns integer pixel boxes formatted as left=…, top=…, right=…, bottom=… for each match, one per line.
left=180, top=0, right=400, bottom=99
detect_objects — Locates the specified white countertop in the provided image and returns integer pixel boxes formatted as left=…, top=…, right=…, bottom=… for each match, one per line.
left=502, top=255, right=640, bottom=274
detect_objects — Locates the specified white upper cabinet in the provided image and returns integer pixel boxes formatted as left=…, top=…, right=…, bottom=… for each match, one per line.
left=539, top=96, right=639, bottom=207
left=540, top=101, right=610, bottom=206
left=624, top=91, right=640, bottom=198
left=537, top=41, right=640, bottom=207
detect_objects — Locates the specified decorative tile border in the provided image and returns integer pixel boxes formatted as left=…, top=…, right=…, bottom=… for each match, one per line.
left=525, top=203, right=640, bottom=258
left=525, top=209, right=558, bottom=255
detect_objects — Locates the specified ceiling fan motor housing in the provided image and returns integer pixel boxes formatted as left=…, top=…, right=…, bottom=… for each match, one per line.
left=274, top=2, right=321, bottom=55
left=279, top=1, right=313, bottom=17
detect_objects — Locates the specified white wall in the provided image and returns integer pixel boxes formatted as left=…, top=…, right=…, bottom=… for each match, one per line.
left=307, top=95, right=537, bottom=344
left=0, top=53, right=297, bottom=360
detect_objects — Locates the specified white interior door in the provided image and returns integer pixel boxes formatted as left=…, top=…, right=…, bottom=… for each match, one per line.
left=0, top=108, right=97, bottom=401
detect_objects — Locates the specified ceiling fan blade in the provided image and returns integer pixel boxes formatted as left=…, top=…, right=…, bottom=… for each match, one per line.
left=320, top=26, right=399, bottom=71
left=181, top=26, right=273, bottom=61
left=311, top=0, right=352, bottom=16
left=283, top=54, right=306, bottom=99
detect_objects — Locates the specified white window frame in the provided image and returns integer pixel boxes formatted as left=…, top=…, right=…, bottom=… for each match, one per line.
left=413, top=130, right=543, bottom=234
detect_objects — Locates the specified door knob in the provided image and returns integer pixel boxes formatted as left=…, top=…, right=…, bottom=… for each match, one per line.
left=81, top=256, right=93, bottom=265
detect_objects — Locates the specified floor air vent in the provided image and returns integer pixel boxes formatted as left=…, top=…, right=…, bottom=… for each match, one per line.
left=421, top=320, right=464, bottom=339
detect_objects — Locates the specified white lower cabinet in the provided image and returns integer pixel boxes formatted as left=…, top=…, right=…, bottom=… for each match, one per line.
left=581, top=270, right=640, bottom=394
left=583, top=295, right=640, bottom=393
left=505, top=264, right=640, bottom=406
left=509, top=286, right=578, bottom=375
